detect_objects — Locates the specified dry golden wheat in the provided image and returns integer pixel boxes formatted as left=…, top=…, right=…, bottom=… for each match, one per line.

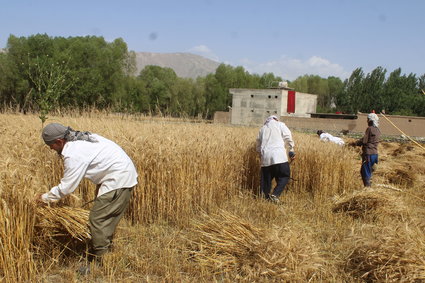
left=1, top=112, right=423, bottom=282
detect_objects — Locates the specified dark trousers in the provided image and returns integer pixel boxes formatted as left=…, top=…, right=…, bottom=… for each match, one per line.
left=361, top=154, right=378, bottom=187
left=89, top=187, right=133, bottom=258
left=260, top=162, right=291, bottom=198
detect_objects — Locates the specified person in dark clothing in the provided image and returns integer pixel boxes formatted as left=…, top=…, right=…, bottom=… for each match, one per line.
left=353, top=113, right=381, bottom=186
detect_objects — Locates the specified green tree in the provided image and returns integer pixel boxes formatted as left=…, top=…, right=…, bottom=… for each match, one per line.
left=361, top=66, right=386, bottom=113
left=0, top=52, right=29, bottom=110
left=203, top=73, right=226, bottom=117
left=382, top=68, right=417, bottom=115
left=26, top=55, right=74, bottom=125
left=338, top=68, right=364, bottom=113
left=138, top=65, right=178, bottom=114
left=327, top=76, right=344, bottom=111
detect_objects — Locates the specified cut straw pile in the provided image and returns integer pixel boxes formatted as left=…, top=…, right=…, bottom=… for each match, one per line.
left=345, top=224, right=425, bottom=282
left=188, top=209, right=322, bottom=281
left=332, top=187, right=409, bottom=220
left=34, top=206, right=91, bottom=246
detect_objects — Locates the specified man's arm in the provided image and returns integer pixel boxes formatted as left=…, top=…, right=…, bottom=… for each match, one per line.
left=280, top=123, right=295, bottom=152
left=41, top=157, right=89, bottom=203
left=255, top=129, right=262, bottom=153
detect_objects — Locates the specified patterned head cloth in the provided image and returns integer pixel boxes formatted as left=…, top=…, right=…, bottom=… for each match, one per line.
left=42, top=123, right=98, bottom=145
left=367, top=113, right=379, bottom=127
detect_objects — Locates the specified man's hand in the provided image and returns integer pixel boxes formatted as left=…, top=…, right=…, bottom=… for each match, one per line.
left=34, top=193, right=47, bottom=206
left=288, top=151, right=296, bottom=161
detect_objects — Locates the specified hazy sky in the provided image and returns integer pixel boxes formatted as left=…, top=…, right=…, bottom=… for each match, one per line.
left=1, top=0, right=424, bottom=80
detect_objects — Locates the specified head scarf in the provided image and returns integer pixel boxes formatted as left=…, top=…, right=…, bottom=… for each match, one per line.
left=264, top=115, right=279, bottom=125
left=42, top=123, right=98, bottom=145
left=367, top=113, right=379, bottom=127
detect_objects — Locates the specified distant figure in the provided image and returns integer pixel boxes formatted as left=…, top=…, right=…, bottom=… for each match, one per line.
left=351, top=113, right=381, bottom=187
left=256, top=115, right=296, bottom=204
left=317, top=130, right=345, bottom=146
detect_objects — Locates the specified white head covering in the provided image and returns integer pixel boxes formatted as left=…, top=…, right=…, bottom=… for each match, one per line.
left=264, top=115, right=278, bottom=125
left=367, top=113, right=379, bottom=127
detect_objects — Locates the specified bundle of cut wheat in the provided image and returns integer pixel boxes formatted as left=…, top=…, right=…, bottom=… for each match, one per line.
left=188, top=209, right=322, bottom=281
left=34, top=206, right=91, bottom=247
left=345, top=224, right=425, bottom=282
left=332, top=187, right=409, bottom=220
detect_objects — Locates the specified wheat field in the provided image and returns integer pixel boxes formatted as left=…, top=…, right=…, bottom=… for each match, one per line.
left=1, top=112, right=424, bottom=282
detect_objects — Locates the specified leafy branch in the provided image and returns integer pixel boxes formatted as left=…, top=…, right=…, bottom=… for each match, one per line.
left=27, top=54, right=74, bottom=126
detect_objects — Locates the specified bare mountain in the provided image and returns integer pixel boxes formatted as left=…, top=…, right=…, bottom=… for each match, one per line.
left=134, top=52, right=221, bottom=79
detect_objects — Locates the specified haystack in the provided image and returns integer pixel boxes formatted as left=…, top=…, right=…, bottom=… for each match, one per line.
left=387, top=168, right=417, bottom=187
left=188, top=209, right=322, bottom=281
left=345, top=224, right=425, bottom=282
left=34, top=206, right=91, bottom=251
left=332, top=187, right=409, bottom=220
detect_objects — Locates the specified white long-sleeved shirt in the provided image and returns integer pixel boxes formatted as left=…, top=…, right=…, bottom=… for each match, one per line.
left=42, top=134, right=138, bottom=203
left=319, top=132, right=345, bottom=146
left=256, top=120, right=295, bottom=167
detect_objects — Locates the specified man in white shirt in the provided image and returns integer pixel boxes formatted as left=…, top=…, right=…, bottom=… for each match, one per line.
left=256, top=116, right=295, bottom=203
left=316, top=130, right=345, bottom=146
left=39, top=123, right=138, bottom=269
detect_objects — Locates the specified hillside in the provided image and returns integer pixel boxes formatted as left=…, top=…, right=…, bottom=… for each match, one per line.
left=134, top=52, right=221, bottom=79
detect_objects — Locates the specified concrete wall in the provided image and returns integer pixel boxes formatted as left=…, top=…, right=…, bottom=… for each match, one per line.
left=283, top=113, right=425, bottom=137
left=230, top=88, right=282, bottom=126
left=213, top=111, right=231, bottom=124
left=230, top=88, right=318, bottom=125
left=280, top=90, right=317, bottom=117
left=214, top=111, right=425, bottom=138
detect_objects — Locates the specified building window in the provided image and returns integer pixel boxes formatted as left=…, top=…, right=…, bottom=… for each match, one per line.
left=274, top=111, right=277, bottom=114
left=251, top=109, right=254, bottom=112
left=275, top=96, right=278, bottom=99
left=266, top=110, right=270, bottom=113
left=251, top=95, right=254, bottom=98
left=268, top=95, right=271, bottom=99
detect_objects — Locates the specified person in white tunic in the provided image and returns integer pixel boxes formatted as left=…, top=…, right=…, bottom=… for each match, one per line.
left=39, top=123, right=138, bottom=266
left=256, top=115, right=296, bottom=203
left=316, top=130, right=345, bottom=146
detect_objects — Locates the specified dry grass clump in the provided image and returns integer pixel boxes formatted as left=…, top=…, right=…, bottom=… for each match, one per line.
left=332, top=187, right=409, bottom=220
left=387, top=168, right=417, bottom=187
left=33, top=206, right=90, bottom=255
left=188, top=209, right=323, bottom=282
left=391, top=143, right=414, bottom=157
left=345, top=224, right=425, bottom=282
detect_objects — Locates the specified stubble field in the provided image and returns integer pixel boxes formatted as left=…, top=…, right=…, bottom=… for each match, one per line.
left=0, top=112, right=424, bottom=282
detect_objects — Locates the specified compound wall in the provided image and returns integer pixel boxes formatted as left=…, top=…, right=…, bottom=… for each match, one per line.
left=214, top=112, right=425, bottom=138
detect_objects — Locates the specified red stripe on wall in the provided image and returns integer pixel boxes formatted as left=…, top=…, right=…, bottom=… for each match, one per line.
left=287, top=91, right=296, bottom=113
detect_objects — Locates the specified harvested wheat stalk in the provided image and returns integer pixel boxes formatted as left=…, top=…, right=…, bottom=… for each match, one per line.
left=332, top=187, right=409, bottom=220
left=188, top=209, right=322, bottom=281
left=35, top=206, right=91, bottom=242
left=346, top=224, right=425, bottom=282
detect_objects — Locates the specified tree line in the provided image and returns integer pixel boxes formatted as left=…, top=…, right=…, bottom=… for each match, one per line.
left=291, top=69, right=425, bottom=116
left=1, top=34, right=424, bottom=118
